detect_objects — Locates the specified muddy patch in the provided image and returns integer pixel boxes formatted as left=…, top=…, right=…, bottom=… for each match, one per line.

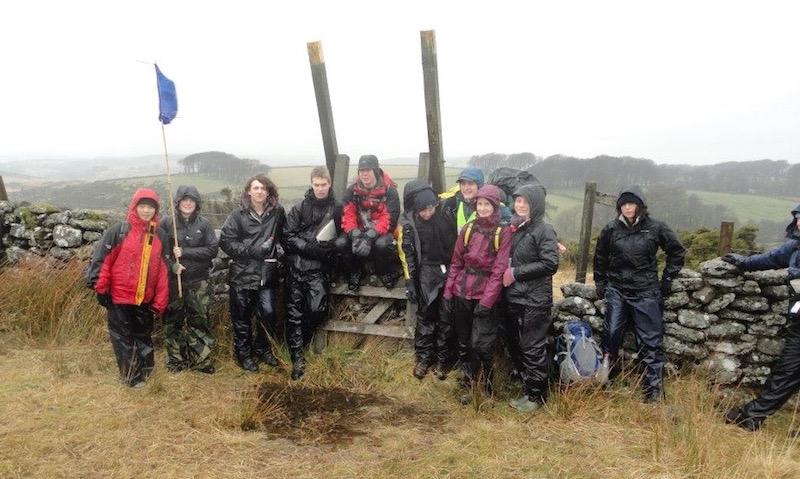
left=250, top=382, right=447, bottom=446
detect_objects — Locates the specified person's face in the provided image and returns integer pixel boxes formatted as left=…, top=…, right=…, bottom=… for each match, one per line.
left=795, top=214, right=800, bottom=229
left=358, top=168, right=377, bottom=188
left=311, top=177, right=331, bottom=199
left=514, top=196, right=530, bottom=219
left=476, top=198, right=494, bottom=218
left=417, top=205, right=436, bottom=221
left=248, top=180, right=268, bottom=205
left=178, top=197, right=197, bottom=217
left=136, top=203, right=156, bottom=222
left=459, top=180, right=478, bottom=200
left=621, top=202, right=638, bottom=220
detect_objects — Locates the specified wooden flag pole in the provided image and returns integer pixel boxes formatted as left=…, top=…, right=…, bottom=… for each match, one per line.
left=161, top=123, right=183, bottom=298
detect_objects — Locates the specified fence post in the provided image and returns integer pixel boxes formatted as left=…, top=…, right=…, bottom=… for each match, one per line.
left=420, top=30, right=446, bottom=194
left=575, top=182, right=597, bottom=283
left=307, top=41, right=340, bottom=178
left=0, top=176, right=7, bottom=201
left=417, top=152, right=431, bottom=181
left=719, top=221, right=735, bottom=256
left=332, top=154, right=350, bottom=201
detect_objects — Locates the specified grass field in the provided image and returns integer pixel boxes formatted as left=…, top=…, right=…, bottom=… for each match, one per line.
left=2, top=259, right=800, bottom=478
left=687, top=190, right=799, bottom=224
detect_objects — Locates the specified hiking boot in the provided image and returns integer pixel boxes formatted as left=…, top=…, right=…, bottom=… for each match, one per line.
left=195, top=364, right=216, bottom=375
left=238, top=357, right=259, bottom=372
left=291, top=358, right=306, bottom=381
left=724, top=408, right=762, bottom=432
left=433, top=364, right=452, bottom=381
left=130, top=380, right=147, bottom=389
left=413, top=362, right=430, bottom=380
left=166, top=362, right=186, bottom=374
left=380, top=271, right=400, bottom=289
left=255, top=350, right=279, bottom=367
left=509, top=396, right=541, bottom=413
left=348, top=270, right=363, bottom=292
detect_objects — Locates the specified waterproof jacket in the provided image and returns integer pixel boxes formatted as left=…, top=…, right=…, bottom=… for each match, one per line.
left=504, top=184, right=560, bottom=308
left=443, top=185, right=512, bottom=309
left=593, top=186, right=686, bottom=293
left=87, top=188, right=170, bottom=314
left=159, top=185, right=218, bottom=284
left=284, top=188, right=342, bottom=273
left=219, top=200, right=286, bottom=290
left=739, top=204, right=800, bottom=278
left=398, top=180, right=457, bottom=306
left=341, top=170, right=400, bottom=235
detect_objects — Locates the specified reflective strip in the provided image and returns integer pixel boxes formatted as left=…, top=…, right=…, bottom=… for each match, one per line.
left=134, top=222, right=156, bottom=305
left=456, top=201, right=475, bottom=233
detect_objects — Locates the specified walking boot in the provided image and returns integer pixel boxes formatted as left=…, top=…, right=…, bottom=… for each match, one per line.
left=724, top=408, right=762, bottom=432
left=413, top=362, right=430, bottom=380
left=255, top=350, right=279, bottom=367
left=291, top=356, right=306, bottom=381
left=348, top=270, right=363, bottom=292
left=238, top=357, right=259, bottom=372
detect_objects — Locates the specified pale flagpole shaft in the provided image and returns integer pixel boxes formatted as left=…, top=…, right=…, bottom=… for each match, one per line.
left=161, top=123, right=183, bottom=298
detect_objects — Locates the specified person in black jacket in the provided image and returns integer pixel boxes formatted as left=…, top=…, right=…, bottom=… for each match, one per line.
left=502, top=183, right=559, bottom=412
left=283, top=166, right=341, bottom=380
left=398, top=179, right=458, bottom=380
left=219, top=174, right=286, bottom=372
left=159, top=185, right=219, bottom=374
left=722, top=204, right=800, bottom=431
left=593, top=185, right=685, bottom=402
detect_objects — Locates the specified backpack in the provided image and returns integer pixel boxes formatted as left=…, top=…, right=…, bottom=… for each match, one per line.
left=555, top=320, right=609, bottom=385
left=488, top=167, right=541, bottom=203
left=462, top=221, right=503, bottom=254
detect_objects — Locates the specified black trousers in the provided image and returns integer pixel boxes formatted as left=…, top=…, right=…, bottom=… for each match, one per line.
left=228, top=287, right=277, bottom=362
left=106, top=304, right=155, bottom=386
left=504, top=302, right=552, bottom=403
left=414, top=284, right=456, bottom=368
left=286, top=269, right=329, bottom=361
left=452, top=297, right=498, bottom=391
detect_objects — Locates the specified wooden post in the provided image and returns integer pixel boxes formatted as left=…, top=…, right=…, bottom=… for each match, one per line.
left=417, top=152, right=431, bottom=181
left=332, top=154, right=350, bottom=201
left=420, top=30, right=446, bottom=194
left=0, top=176, right=7, bottom=201
left=307, top=41, right=339, bottom=177
left=719, top=221, right=735, bottom=256
left=575, top=182, right=597, bottom=283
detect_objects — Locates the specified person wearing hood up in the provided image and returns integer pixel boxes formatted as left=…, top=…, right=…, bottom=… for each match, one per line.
left=86, top=188, right=170, bottom=387
left=593, top=185, right=685, bottom=402
left=398, top=179, right=458, bottom=380
left=441, top=167, right=512, bottom=233
left=443, top=184, right=512, bottom=405
left=338, top=154, right=402, bottom=291
left=722, top=204, right=800, bottom=432
left=502, top=183, right=560, bottom=412
left=283, top=166, right=342, bottom=380
left=158, top=185, right=219, bottom=374
left=219, top=174, right=286, bottom=373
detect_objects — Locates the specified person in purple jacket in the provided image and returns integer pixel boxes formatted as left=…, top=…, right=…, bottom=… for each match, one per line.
left=443, top=184, right=512, bottom=405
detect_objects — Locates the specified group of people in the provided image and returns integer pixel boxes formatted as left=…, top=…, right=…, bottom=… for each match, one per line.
left=85, top=156, right=800, bottom=427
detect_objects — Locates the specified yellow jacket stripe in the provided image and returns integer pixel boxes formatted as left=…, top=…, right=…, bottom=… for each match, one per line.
left=396, top=226, right=411, bottom=280
left=134, top=222, right=156, bottom=305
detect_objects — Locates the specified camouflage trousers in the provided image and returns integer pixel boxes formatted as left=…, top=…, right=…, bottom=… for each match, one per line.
left=164, top=280, right=215, bottom=370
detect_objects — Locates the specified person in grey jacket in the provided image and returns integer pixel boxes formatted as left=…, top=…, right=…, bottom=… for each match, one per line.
left=502, top=183, right=559, bottom=412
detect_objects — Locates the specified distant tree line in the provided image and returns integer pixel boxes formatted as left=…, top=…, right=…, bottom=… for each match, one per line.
left=179, top=151, right=270, bottom=183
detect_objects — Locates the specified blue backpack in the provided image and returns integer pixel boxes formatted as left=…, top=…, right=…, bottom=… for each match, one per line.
left=555, top=320, right=608, bottom=384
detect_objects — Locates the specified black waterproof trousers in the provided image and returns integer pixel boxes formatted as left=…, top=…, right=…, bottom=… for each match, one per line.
left=228, top=286, right=277, bottom=362
left=286, top=269, right=329, bottom=362
left=336, top=233, right=400, bottom=277
left=740, top=318, right=800, bottom=424
left=413, top=266, right=457, bottom=368
left=452, top=297, right=497, bottom=393
left=504, top=302, right=552, bottom=403
left=106, top=304, right=155, bottom=386
left=603, top=286, right=665, bottom=401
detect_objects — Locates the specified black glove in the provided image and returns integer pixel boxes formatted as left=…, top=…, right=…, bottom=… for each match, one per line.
left=364, top=228, right=378, bottom=240
left=595, top=284, right=606, bottom=299
left=721, top=253, right=746, bottom=268
left=660, top=278, right=673, bottom=298
left=405, top=281, right=418, bottom=303
left=352, top=237, right=373, bottom=257
left=96, top=293, right=111, bottom=309
left=306, top=240, right=333, bottom=259
left=474, top=303, right=490, bottom=319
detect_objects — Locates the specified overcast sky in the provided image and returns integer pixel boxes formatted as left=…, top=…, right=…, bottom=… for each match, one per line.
left=1, top=0, right=799, bottom=165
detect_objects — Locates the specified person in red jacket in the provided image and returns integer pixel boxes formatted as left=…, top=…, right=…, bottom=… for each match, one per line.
left=87, top=188, right=170, bottom=388
left=338, top=154, right=401, bottom=291
left=443, top=184, right=512, bottom=405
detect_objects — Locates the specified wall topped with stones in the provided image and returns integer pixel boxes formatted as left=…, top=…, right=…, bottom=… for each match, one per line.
left=555, top=258, right=792, bottom=388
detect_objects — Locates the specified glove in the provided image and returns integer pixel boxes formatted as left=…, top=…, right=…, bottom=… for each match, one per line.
left=721, top=253, right=746, bottom=268
left=474, top=303, right=490, bottom=319
left=352, top=237, right=373, bottom=257
left=405, top=281, right=418, bottom=303
left=364, top=228, right=378, bottom=240
left=660, top=278, right=673, bottom=298
left=96, top=293, right=111, bottom=309
left=306, top=240, right=332, bottom=259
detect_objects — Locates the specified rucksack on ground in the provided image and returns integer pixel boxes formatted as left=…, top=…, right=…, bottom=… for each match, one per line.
left=555, top=320, right=609, bottom=385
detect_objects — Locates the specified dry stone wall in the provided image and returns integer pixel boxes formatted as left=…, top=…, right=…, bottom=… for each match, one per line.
left=555, top=258, right=791, bottom=387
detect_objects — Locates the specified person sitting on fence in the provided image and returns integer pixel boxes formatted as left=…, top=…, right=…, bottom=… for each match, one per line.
left=159, top=185, right=219, bottom=375
left=398, top=179, right=458, bottom=380
left=722, top=204, right=800, bottom=431
left=86, top=187, right=169, bottom=388
left=338, top=154, right=401, bottom=291
left=593, top=185, right=685, bottom=403
left=443, top=184, right=512, bottom=405
left=219, top=174, right=286, bottom=373
left=501, top=182, right=560, bottom=412
left=283, top=166, right=342, bottom=380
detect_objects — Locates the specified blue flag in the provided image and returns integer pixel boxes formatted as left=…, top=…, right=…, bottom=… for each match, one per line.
left=155, top=65, right=178, bottom=125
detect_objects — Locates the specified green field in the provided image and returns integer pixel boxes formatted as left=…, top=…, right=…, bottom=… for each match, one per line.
left=687, top=190, right=799, bottom=224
